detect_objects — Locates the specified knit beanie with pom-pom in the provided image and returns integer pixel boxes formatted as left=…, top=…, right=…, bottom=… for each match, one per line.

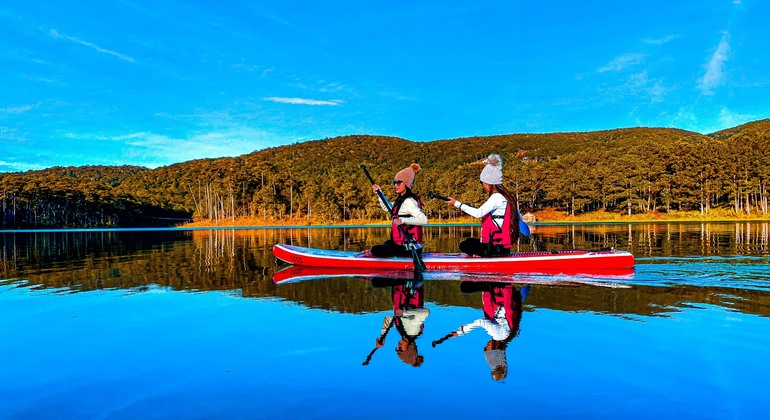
left=394, top=163, right=421, bottom=189
left=480, top=154, right=503, bottom=185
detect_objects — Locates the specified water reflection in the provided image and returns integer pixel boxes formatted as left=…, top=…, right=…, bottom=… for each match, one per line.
left=432, top=282, right=527, bottom=381
left=625, top=221, right=770, bottom=257
left=2, top=223, right=770, bottom=319
left=363, top=274, right=428, bottom=367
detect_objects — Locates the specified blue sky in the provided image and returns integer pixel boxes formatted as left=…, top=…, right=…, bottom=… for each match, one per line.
left=1, top=0, right=767, bottom=172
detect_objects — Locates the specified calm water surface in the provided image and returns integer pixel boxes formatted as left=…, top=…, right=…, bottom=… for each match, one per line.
left=2, top=223, right=770, bottom=419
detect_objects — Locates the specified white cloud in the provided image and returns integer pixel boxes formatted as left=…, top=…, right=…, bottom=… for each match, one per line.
left=0, top=160, right=45, bottom=172
left=0, top=125, right=24, bottom=142
left=598, top=53, right=644, bottom=73
left=594, top=71, right=667, bottom=105
left=118, top=128, right=281, bottom=167
left=717, top=107, right=755, bottom=128
left=665, top=107, right=755, bottom=134
left=53, top=126, right=285, bottom=168
left=642, top=35, right=679, bottom=45
left=49, top=28, right=135, bottom=63
left=627, top=72, right=666, bottom=103
left=698, top=34, right=730, bottom=95
left=263, top=97, right=343, bottom=106
left=667, top=108, right=699, bottom=131
left=0, top=104, right=34, bottom=115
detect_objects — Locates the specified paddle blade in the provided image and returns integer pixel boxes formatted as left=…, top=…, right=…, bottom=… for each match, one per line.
left=518, top=210, right=531, bottom=237
left=411, top=247, right=426, bottom=272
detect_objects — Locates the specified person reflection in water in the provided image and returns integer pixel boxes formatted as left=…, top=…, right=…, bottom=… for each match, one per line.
left=364, top=276, right=429, bottom=367
left=433, top=282, right=529, bottom=381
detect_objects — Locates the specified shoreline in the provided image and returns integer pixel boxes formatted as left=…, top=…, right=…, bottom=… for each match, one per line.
left=181, top=210, right=770, bottom=229
left=3, top=214, right=770, bottom=233
left=180, top=217, right=770, bottom=229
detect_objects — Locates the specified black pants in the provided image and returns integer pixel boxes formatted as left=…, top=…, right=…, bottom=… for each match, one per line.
left=371, top=239, right=422, bottom=258
left=459, top=237, right=511, bottom=257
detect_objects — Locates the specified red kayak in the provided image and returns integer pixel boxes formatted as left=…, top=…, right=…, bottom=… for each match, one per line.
left=272, top=243, right=635, bottom=272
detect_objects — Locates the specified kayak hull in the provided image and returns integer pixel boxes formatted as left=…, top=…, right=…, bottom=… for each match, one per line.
left=272, top=243, right=635, bottom=272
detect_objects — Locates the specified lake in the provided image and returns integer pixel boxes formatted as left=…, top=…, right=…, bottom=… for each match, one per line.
left=2, top=223, right=770, bottom=419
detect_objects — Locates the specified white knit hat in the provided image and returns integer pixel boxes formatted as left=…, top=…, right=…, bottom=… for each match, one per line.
left=480, top=154, right=503, bottom=185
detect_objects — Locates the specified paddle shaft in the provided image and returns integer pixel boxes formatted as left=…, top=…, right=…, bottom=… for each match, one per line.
left=362, top=317, right=395, bottom=366
left=429, top=189, right=531, bottom=238
left=432, top=331, right=456, bottom=348
left=427, top=191, right=450, bottom=201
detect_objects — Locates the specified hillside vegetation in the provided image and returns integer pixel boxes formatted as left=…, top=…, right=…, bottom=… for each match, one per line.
left=2, top=119, right=769, bottom=228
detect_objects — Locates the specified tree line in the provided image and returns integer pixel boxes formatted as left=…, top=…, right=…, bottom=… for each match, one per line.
left=1, top=119, right=769, bottom=228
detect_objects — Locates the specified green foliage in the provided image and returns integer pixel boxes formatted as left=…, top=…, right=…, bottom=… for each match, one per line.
left=2, top=120, right=770, bottom=228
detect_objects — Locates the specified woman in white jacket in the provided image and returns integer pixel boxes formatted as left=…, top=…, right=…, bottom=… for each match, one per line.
left=370, top=163, right=428, bottom=258
left=443, top=154, right=521, bottom=257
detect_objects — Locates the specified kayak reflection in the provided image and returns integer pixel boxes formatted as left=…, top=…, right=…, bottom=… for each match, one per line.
left=363, top=274, right=429, bottom=367
left=433, top=282, right=528, bottom=381
left=272, top=264, right=634, bottom=285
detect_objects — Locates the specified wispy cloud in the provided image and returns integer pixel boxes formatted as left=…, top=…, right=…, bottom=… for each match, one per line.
left=0, top=160, right=46, bottom=172
left=718, top=107, right=755, bottom=128
left=55, top=127, right=284, bottom=168
left=593, top=71, right=668, bottom=106
left=663, top=108, right=700, bottom=132
left=0, top=126, right=19, bottom=140
left=118, top=128, right=282, bottom=167
left=628, top=72, right=667, bottom=103
left=666, top=106, right=754, bottom=134
left=263, top=97, right=343, bottom=106
left=598, top=53, right=644, bottom=73
left=0, top=104, right=34, bottom=115
left=49, top=28, right=135, bottom=63
left=642, top=35, right=679, bottom=45
left=24, top=128, right=276, bottom=170
left=698, top=33, right=730, bottom=95
left=259, top=10, right=331, bottom=45
left=316, top=81, right=344, bottom=93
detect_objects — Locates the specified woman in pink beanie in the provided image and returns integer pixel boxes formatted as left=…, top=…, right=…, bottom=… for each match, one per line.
left=370, top=163, right=428, bottom=258
left=441, top=154, right=521, bottom=257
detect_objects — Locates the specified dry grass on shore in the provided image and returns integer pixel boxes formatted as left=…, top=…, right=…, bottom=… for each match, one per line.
left=181, top=208, right=770, bottom=228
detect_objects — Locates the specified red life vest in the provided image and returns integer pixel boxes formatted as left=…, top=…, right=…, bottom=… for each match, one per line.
left=482, top=284, right=522, bottom=331
left=393, top=283, right=425, bottom=336
left=391, top=197, right=424, bottom=245
left=393, top=283, right=424, bottom=311
left=481, top=200, right=512, bottom=248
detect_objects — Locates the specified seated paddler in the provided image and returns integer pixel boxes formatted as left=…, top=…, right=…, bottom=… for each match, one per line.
left=370, top=163, right=428, bottom=258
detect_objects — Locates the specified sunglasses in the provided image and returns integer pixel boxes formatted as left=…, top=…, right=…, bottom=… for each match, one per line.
left=393, top=180, right=404, bottom=186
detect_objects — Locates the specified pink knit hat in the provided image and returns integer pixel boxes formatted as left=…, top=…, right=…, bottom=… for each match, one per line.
left=394, top=163, right=421, bottom=189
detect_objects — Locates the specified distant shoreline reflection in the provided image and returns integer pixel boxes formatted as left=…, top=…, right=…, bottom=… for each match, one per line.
left=2, top=223, right=770, bottom=320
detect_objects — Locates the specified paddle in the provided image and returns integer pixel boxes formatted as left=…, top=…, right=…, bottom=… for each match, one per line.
left=427, top=191, right=450, bottom=201
left=363, top=271, right=423, bottom=365
left=362, top=317, right=395, bottom=366
left=428, top=191, right=531, bottom=237
left=431, top=331, right=458, bottom=348
left=361, top=165, right=426, bottom=272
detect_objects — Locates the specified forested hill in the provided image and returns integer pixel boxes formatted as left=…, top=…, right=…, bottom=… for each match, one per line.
left=2, top=119, right=769, bottom=228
